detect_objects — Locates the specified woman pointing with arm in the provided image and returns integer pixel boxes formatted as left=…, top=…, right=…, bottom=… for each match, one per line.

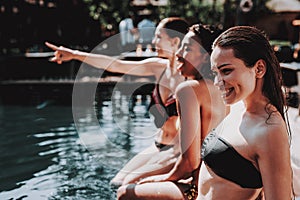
left=46, top=17, right=190, bottom=187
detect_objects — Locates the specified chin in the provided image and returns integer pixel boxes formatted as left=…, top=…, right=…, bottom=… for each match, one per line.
left=156, top=49, right=163, bottom=56
left=181, top=72, right=190, bottom=78
left=225, top=98, right=242, bottom=106
left=222, top=98, right=234, bottom=105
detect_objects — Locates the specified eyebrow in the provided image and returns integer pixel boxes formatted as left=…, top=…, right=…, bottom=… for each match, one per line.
left=217, top=63, right=231, bottom=69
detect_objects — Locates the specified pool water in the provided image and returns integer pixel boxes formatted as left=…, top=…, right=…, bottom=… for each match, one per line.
left=0, top=93, right=157, bottom=200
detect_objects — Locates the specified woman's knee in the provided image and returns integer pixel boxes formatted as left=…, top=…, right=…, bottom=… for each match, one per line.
left=117, top=184, right=136, bottom=200
left=117, top=185, right=126, bottom=200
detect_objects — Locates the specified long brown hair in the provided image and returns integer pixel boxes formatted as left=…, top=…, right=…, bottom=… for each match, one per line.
left=191, top=24, right=223, bottom=80
left=213, top=25, right=294, bottom=200
left=212, top=26, right=286, bottom=121
left=160, top=17, right=189, bottom=41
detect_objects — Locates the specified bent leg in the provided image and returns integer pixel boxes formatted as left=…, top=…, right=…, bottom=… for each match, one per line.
left=110, top=143, right=159, bottom=186
left=122, top=149, right=178, bottom=185
left=117, top=182, right=190, bottom=200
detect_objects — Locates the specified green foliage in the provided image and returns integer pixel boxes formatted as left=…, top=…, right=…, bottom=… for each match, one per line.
left=82, top=0, right=273, bottom=34
left=83, top=0, right=132, bottom=31
left=82, top=0, right=225, bottom=30
left=157, top=0, right=224, bottom=25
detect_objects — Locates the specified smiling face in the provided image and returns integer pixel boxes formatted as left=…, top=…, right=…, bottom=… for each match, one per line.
left=211, top=46, right=257, bottom=105
left=152, top=23, right=174, bottom=59
left=176, top=31, right=207, bottom=79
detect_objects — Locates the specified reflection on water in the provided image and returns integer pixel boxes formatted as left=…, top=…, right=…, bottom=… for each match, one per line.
left=0, top=93, right=156, bottom=199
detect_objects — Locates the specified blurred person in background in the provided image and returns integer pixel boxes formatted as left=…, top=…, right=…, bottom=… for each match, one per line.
left=137, top=15, right=156, bottom=46
left=119, top=12, right=139, bottom=52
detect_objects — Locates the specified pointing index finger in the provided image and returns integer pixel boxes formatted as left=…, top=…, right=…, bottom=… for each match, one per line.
left=45, top=42, right=58, bottom=51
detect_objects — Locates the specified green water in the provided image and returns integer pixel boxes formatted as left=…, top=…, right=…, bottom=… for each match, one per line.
left=0, top=94, right=156, bottom=199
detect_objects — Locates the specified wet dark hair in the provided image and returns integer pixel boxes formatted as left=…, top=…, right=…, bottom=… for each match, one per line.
left=160, top=17, right=189, bottom=41
left=190, top=24, right=223, bottom=80
left=212, top=26, right=286, bottom=121
left=191, top=24, right=223, bottom=55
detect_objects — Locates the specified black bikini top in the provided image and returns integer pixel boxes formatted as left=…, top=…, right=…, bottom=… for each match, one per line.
left=201, top=131, right=263, bottom=189
left=148, top=69, right=178, bottom=128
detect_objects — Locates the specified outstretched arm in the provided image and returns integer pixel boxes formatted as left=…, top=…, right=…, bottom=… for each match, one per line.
left=45, top=42, right=167, bottom=77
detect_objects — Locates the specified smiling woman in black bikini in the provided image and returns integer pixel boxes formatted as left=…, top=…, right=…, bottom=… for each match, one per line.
left=200, top=26, right=293, bottom=199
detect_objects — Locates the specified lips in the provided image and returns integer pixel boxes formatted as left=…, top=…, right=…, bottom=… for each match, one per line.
left=221, top=87, right=234, bottom=99
left=176, top=57, right=185, bottom=71
left=177, top=62, right=184, bottom=72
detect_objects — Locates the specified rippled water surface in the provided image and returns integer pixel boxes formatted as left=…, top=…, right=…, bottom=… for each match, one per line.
left=0, top=94, right=156, bottom=200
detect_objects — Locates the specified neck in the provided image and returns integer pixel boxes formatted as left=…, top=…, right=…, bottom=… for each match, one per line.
left=168, top=54, right=178, bottom=75
left=169, top=53, right=176, bottom=69
left=244, top=95, right=269, bottom=114
left=244, top=78, right=269, bottom=114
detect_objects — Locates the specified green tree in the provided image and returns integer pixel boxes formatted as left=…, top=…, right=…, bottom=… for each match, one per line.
left=83, top=0, right=225, bottom=32
left=83, top=0, right=132, bottom=35
left=157, top=0, right=224, bottom=25
left=83, top=0, right=272, bottom=35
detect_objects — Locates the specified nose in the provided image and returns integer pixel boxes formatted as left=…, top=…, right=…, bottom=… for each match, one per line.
left=214, top=75, right=224, bottom=87
left=175, top=48, right=182, bottom=58
left=152, top=36, right=157, bottom=45
left=214, top=76, right=218, bottom=86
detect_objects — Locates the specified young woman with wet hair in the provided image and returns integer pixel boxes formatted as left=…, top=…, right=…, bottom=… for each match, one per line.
left=46, top=17, right=190, bottom=187
left=117, top=24, right=227, bottom=200
left=200, top=25, right=293, bottom=199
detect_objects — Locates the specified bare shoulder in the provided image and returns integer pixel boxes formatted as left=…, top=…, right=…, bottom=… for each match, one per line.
left=176, top=80, right=200, bottom=94
left=175, top=80, right=216, bottom=108
left=142, top=57, right=168, bottom=73
left=256, top=112, right=287, bottom=137
left=176, top=79, right=214, bottom=92
left=175, top=80, right=200, bottom=104
left=253, top=112, right=289, bottom=154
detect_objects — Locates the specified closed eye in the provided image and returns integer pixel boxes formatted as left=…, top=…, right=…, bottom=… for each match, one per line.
left=183, top=44, right=191, bottom=52
left=221, top=68, right=232, bottom=75
left=185, top=47, right=191, bottom=51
